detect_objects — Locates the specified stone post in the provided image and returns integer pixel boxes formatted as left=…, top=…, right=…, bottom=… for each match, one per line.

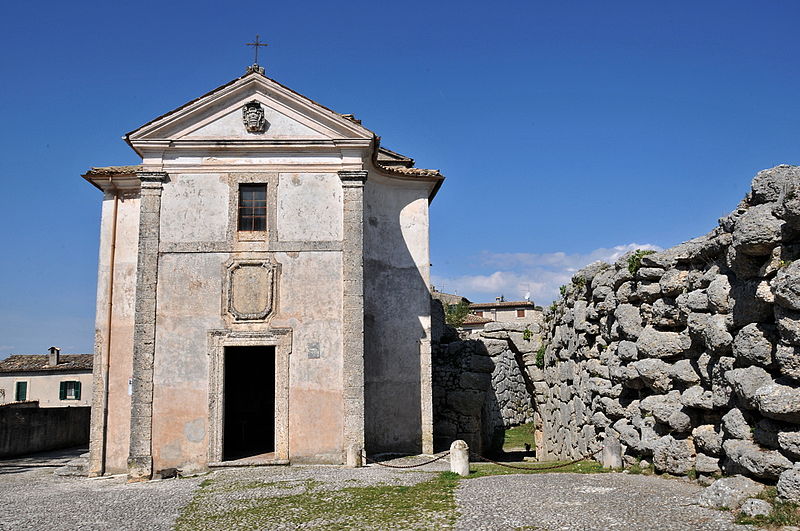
left=601, top=435, right=623, bottom=469
left=346, top=444, right=363, bottom=468
left=338, top=170, right=367, bottom=461
left=450, top=440, right=470, bottom=476
left=127, top=171, right=167, bottom=481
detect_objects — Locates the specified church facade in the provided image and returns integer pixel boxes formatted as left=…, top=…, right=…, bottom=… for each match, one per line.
left=83, top=65, right=443, bottom=479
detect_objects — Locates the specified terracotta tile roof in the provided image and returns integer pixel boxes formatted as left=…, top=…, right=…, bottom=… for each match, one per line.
left=83, top=165, right=142, bottom=176
left=462, top=314, right=493, bottom=325
left=431, top=290, right=471, bottom=306
left=469, top=300, right=536, bottom=310
left=378, top=165, right=443, bottom=178
left=0, top=354, right=93, bottom=373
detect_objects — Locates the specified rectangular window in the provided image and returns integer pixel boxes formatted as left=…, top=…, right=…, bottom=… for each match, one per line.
left=59, top=381, right=81, bottom=400
left=238, top=184, right=267, bottom=231
left=15, top=381, right=27, bottom=401
left=517, top=309, right=525, bottom=317
left=475, top=311, right=483, bottom=317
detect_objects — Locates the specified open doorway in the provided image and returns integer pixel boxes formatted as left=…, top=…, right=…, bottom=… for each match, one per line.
left=223, top=345, right=275, bottom=460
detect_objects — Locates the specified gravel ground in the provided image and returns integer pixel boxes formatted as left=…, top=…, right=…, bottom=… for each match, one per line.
left=0, top=454, right=757, bottom=530
left=0, top=466, right=203, bottom=531
left=456, top=472, right=751, bottom=530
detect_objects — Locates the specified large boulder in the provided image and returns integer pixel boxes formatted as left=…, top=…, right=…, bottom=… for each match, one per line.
left=702, top=314, right=734, bottom=354
left=669, top=359, right=700, bottom=386
left=652, top=435, right=695, bottom=475
left=614, top=304, right=643, bottom=339
left=775, top=342, right=800, bottom=381
left=740, top=498, right=772, bottom=518
left=697, top=475, right=764, bottom=509
left=732, top=323, right=775, bottom=367
left=693, top=424, right=723, bottom=456
left=640, top=392, right=683, bottom=426
left=755, top=381, right=800, bottom=422
left=774, top=261, right=800, bottom=311
left=778, top=429, right=800, bottom=460
left=681, top=385, right=713, bottom=410
left=707, top=275, right=732, bottom=313
left=636, top=326, right=691, bottom=359
left=723, top=439, right=793, bottom=480
left=771, top=165, right=800, bottom=229
left=777, top=465, right=800, bottom=502
left=776, top=306, right=800, bottom=346
left=751, top=165, right=795, bottom=204
left=632, top=358, right=672, bottom=393
left=695, top=453, right=721, bottom=475
left=725, top=366, right=774, bottom=410
left=732, top=204, right=784, bottom=256
left=722, top=408, right=753, bottom=440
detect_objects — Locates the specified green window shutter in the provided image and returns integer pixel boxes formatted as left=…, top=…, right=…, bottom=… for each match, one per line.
left=16, top=382, right=27, bottom=401
left=75, top=381, right=81, bottom=400
left=59, top=382, right=67, bottom=400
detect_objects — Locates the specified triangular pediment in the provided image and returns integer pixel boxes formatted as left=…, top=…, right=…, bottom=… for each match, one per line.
left=126, top=71, right=374, bottom=144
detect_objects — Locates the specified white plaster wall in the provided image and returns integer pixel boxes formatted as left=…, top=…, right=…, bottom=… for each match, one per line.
left=271, top=251, right=344, bottom=462
left=277, top=173, right=342, bottom=242
left=363, top=175, right=432, bottom=453
left=0, top=372, right=92, bottom=407
left=183, top=106, right=326, bottom=139
left=152, top=252, right=228, bottom=470
left=159, top=173, right=229, bottom=243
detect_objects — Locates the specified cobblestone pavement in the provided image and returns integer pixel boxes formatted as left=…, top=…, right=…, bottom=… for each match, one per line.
left=456, top=472, right=751, bottom=530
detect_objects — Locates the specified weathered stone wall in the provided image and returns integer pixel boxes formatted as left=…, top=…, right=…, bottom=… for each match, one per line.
left=537, top=165, right=800, bottom=484
left=0, top=405, right=90, bottom=458
left=432, top=312, right=540, bottom=454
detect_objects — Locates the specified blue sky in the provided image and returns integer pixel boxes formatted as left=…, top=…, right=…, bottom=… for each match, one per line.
left=0, top=1, right=798, bottom=356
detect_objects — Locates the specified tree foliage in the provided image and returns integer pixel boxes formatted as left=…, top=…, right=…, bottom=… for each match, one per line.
left=445, top=301, right=471, bottom=326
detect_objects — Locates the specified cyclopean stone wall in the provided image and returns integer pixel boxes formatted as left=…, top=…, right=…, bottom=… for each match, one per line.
left=432, top=315, right=541, bottom=455
left=538, top=165, right=800, bottom=486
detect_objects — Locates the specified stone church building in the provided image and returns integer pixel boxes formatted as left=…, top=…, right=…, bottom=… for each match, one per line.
left=82, top=64, right=444, bottom=479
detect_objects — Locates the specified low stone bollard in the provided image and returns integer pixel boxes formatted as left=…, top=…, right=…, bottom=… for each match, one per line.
left=602, top=435, right=623, bottom=469
left=450, top=440, right=470, bottom=476
left=346, top=444, right=362, bottom=468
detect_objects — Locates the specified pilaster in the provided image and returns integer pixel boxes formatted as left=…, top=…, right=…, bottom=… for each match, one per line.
left=127, top=171, right=168, bottom=481
left=338, top=170, right=367, bottom=459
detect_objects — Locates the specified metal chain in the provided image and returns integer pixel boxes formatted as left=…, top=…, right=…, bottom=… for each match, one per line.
left=364, top=451, right=451, bottom=469
left=469, top=447, right=603, bottom=471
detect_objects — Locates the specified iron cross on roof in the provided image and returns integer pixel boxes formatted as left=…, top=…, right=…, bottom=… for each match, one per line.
left=246, top=35, right=269, bottom=65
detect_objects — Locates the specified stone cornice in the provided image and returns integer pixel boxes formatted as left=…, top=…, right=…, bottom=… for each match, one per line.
left=338, top=170, right=368, bottom=186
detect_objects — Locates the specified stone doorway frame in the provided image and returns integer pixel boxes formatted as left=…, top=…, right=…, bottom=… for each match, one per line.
left=207, top=328, right=292, bottom=464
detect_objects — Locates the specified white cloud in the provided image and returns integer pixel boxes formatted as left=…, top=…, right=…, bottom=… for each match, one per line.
left=432, top=243, right=662, bottom=305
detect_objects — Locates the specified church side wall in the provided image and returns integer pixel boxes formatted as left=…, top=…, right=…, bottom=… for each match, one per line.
left=103, top=195, right=140, bottom=473
left=364, top=176, right=432, bottom=454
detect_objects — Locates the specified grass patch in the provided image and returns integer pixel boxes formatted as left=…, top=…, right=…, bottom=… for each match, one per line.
left=735, top=486, right=800, bottom=528
left=626, top=460, right=654, bottom=476
left=175, top=472, right=459, bottom=530
left=469, top=460, right=604, bottom=478
left=503, top=423, right=536, bottom=452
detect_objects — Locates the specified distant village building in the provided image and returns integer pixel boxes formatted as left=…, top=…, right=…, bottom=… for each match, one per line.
left=0, top=348, right=92, bottom=407
left=469, top=296, right=539, bottom=325
left=82, top=63, right=444, bottom=479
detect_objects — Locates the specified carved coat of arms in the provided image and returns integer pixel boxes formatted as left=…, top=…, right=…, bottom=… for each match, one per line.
left=242, top=100, right=267, bottom=133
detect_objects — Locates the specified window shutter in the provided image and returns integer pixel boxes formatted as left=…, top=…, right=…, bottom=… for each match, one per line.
left=75, top=381, right=81, bottom=400
left=16, top=382, right=27, bottom=401
left=60, top=382, right=67, bottom=400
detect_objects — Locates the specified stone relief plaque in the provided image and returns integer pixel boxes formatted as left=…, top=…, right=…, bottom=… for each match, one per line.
left=226, top=260, right=276, bottom=320
left=242, top=100, right=267, bottom=133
